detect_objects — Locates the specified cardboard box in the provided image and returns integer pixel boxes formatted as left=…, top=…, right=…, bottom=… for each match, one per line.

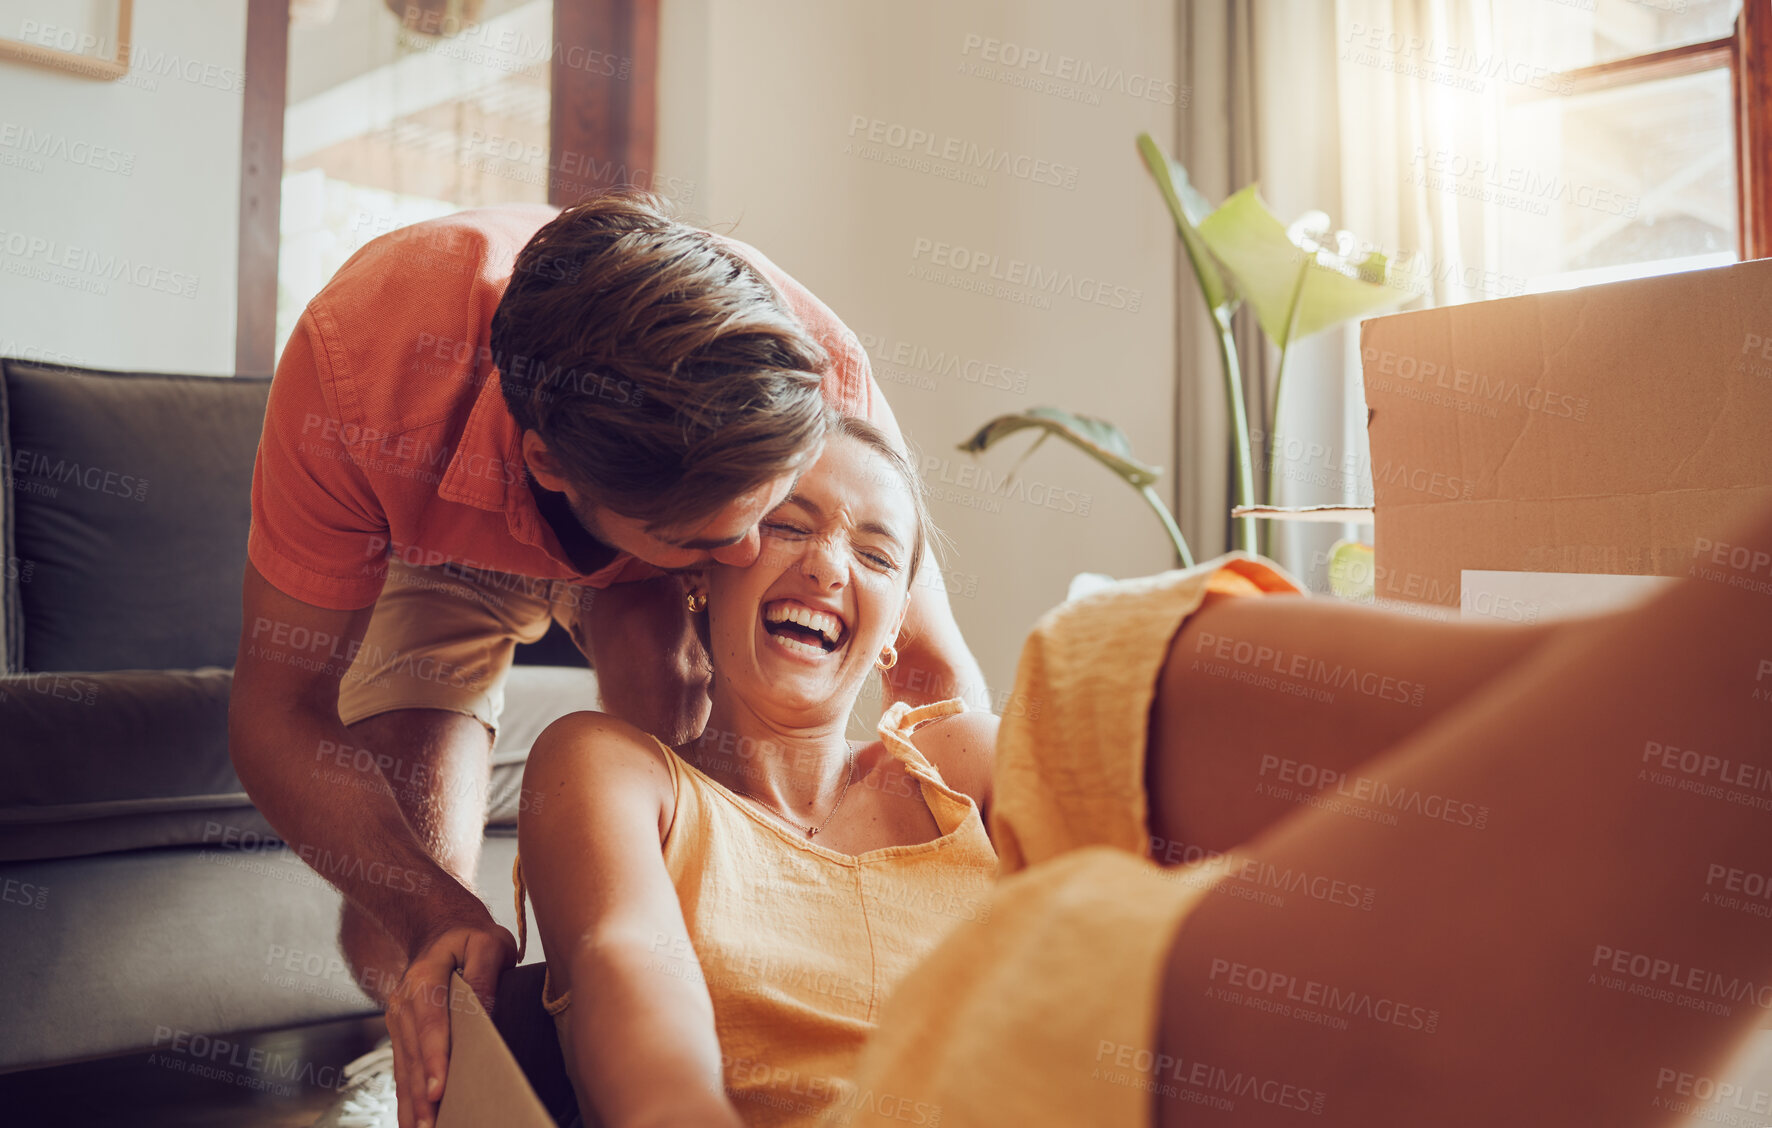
left=436, top=973, right=556, bottom=1128
left=1358, top=259, right=1772, bottom=609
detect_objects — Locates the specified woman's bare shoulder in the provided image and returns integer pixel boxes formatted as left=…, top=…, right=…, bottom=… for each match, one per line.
left=523, top=710, right=676, bottom=816
left=908, top=708, right=999, bottom=809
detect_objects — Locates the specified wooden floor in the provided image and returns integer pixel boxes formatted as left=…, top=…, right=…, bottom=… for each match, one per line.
left=0, top=1014, right=388, bottom=1127
left=8, top=1013, right=1772, bottom=1126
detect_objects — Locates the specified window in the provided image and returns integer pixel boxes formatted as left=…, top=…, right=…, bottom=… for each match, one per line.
left=1485, top=0, right=1766, bottom=292
left=277, top=0, right=556, bottom=358
left=235, top=0, right=659, bottom=375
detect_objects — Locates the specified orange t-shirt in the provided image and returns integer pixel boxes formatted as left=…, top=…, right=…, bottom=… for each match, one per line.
left=248, top=204, right=886, bottom=611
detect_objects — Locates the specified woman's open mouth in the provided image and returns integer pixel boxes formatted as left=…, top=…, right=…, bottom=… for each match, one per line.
left=761, top=600, right=848, bottom=661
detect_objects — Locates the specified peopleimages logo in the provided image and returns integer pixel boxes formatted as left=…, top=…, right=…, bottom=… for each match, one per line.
left=844, top=115, right=1079, bottom=190
left=1363, top=346, right=1590, bottom=420
left=918, top=454, right=1092, bottom=516
left=1408, top=146, right=1639, bottom=218
left=4, top=447, right=150, bottom=501
left=0, top=124, right=134, bottom=175
left=909, top=237, right=1142, bottom=313
left=1339, top=24, right=1574, bottom=96
left=958, top=33, right=1185, bottom=106
left=856, top=331, right=1032, bottom=395
left=0, top=230, right=199, bottom=299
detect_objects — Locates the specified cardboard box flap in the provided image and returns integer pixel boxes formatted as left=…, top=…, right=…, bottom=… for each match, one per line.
left=1232, top=505, right=1374, bottom=523
left=1362, top=258, right=1772, bottom=512
left=436, top=972, right=556, bottom=1128
left=1360, top=258, right=1772, bottom=606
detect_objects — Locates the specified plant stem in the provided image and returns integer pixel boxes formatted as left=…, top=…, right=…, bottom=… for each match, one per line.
left=1139, top=484, right=1195, bottom=569
left=1260, top=256, right=1312, bottom=558
left=1214, top=309, right=1256, bottom=554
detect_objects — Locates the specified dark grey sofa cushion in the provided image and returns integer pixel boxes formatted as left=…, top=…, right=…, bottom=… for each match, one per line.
left=0, top=834, right=541, bottom=1072
left=0, top=664, right=598, bottom=863
left=0, top=667, right=242, bottom=862
left=0, top=668, right=234, bottom=809
left=0, top=360, right=271, bottom=673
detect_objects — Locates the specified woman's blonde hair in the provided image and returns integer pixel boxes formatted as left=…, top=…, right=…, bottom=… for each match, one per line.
left=824, top=413, right=931, bottom=588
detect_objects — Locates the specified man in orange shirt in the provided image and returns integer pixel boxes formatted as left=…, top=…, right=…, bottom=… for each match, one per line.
left=228, top=192, right=985, bottom=1128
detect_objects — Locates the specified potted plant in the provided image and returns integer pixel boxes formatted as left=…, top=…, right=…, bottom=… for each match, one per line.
left=960, top=134, right=1420, bottom=591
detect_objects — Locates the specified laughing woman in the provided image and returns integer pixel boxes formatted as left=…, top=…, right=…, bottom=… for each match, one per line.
left=515, top=415, right=998, bottom=1128
left=520, top=405, right=1772, bottom=1128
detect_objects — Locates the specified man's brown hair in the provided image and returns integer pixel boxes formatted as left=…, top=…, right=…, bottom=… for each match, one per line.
left=491, top=190, right=831, bottom=530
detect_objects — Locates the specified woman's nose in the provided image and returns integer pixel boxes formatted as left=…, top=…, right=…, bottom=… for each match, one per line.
left=800, top=536, right=846, bottom=588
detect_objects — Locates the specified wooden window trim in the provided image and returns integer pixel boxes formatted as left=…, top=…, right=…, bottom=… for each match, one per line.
left=1738, top=0, right=1772, bottom=256
left=549, top=0, right=660, bottom=207
left=1551, top=36, right=1733, bottom=98
left=233, top=0, right=660, bottom=375
left=1507, top=3, right=1771, bottom=261
left=235, top=0, right=289, bottom=377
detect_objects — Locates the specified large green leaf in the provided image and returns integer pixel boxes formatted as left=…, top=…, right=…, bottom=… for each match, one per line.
left=957, top=406, right=1160, bottom=489
left=1136, top=133, right=1236, bottom=316
left=959, top=406, right=1193, bottom=567
left=1197, top=186, right=1418, bottom=348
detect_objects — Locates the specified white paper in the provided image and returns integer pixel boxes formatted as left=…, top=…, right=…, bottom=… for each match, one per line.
left=1460, top=570, right=1676, bottom=624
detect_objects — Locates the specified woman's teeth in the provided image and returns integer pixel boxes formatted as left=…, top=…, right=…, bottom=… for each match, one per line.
left=762, top=602, right=845, bottom=651
left=771, top=631, right=833, bottom=659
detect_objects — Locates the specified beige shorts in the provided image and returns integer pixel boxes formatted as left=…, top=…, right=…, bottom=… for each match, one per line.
left=335, top=559, right=592, bottom=733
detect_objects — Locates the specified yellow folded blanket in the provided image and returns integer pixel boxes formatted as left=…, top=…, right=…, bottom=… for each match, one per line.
left=992, top=553, right=1303, bottom=873
left=851, top=553, right=1303, bottom=1128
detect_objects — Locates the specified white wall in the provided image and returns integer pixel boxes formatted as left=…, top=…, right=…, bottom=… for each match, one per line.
left=0, top=0, right=246, bottom=375
left=659, top=0, right=1182, bottom=693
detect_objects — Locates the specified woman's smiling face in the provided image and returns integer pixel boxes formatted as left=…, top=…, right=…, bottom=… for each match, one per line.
left=700, top=431, right=920, bottom=723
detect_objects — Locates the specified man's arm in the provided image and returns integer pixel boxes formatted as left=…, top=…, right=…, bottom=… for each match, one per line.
left=228, top=561, right=516, bottom=1128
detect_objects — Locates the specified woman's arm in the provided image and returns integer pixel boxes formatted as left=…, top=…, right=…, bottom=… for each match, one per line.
left=891, top=567, right=991, bottom=712
left=863, top=383, right=990, bottom=713
left=518, top=712, right=743, bottom=1128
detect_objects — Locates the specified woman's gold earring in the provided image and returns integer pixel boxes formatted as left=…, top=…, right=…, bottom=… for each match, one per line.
left=686, top=593, right=708, bottom=613
left=876, top=645, right=898, bottom=671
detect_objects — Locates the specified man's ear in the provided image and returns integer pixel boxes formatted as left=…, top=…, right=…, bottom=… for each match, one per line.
left=522, top=430, right=571, bottom=493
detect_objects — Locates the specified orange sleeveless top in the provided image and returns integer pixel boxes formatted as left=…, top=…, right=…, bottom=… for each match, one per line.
left=514, top=699, right=998, bottom=1127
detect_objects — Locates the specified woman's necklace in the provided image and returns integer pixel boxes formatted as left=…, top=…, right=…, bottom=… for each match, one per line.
left=729, top=745, right=858, bottom=838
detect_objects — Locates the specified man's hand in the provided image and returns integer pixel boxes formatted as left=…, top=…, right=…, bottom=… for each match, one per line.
left=387, top=917, right=518, bottom=1128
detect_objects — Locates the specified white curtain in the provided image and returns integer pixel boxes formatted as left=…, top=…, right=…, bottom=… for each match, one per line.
left=1173, top=0, right=1505, bottom=582
left=1336, top=0, right=1505, bottom=309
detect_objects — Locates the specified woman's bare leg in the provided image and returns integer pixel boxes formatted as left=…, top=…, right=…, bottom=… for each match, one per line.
left=1150, top=507, right=1772, bottom=1127
left=1147, top=597, right=1562, bottom=856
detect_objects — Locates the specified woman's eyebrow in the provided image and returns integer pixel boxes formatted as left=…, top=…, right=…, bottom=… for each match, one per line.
left=777, top=493, right=905, bottom=548
left=857, top=520, right=906, bottom=549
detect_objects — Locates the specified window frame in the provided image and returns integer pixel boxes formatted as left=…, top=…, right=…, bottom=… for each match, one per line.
left=1506, top=0, right=1771, bottom=261
left=233, top=0, right=659, bottom=376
